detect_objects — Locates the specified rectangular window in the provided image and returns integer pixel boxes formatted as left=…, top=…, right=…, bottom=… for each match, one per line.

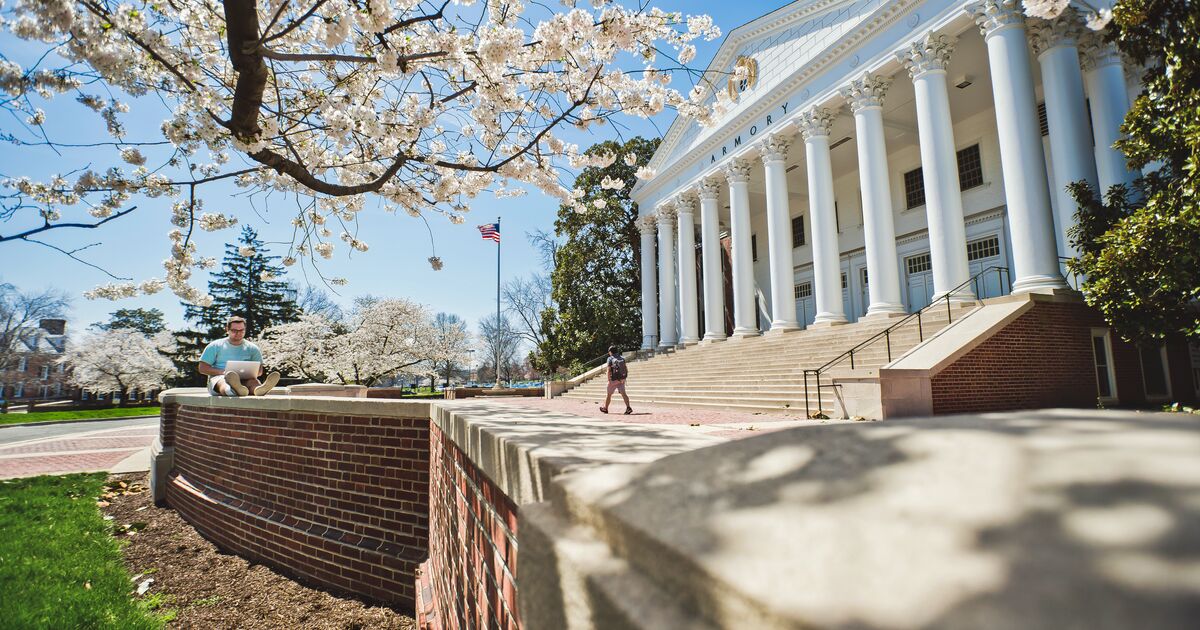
left=1037, top=102, right=1049, bottom=136
left=14, top=383, right=23, bottom=398
left=751, top=234, right=758, bottom=262
left=904, top=168, right=925, bottom=209
left=1139, top=345, right=1172, bottom=399
left=957, top=144, right=984, bottom=190
left=861, top=267, right=869, bottom=285
left=1091, top=329, right=1118, bottom=401
left=17, top=357, right=27, bottom=372
left=967, top=236, right=1001, bottom=262
left=791, top=215, right=805, bottom=248
left=40, top=365, right=50, bottom=380
left=794, top=282, right=812, bottom=299
left=841, top=272, right=848, bottom=290
left=906, top=252, right=932, bottom=275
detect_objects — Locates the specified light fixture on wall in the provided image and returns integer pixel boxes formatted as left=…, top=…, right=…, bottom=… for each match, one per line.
left=954, top=74, right=973, bottom=89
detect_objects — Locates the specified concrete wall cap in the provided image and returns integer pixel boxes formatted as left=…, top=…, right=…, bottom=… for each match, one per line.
left=430, top=400, right=722, bottom=505
left=543, top=408, right=1200, bottom=629
left=168, top=392, right=431, bottom=418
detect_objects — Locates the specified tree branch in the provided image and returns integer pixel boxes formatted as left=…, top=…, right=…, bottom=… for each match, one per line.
left=0, top=206, right=138, bottom=244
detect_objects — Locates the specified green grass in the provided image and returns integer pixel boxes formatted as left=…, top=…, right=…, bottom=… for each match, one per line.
left=0, top=474, right=167, bottom=629
left=0, top=406, right=160, bottom=426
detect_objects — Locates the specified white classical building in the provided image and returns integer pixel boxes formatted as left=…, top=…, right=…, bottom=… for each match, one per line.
left=633, top=0, right=1138, bottom=350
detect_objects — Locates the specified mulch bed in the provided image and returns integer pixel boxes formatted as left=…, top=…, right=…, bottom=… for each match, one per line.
left=102, top=472, right=416, bottom=629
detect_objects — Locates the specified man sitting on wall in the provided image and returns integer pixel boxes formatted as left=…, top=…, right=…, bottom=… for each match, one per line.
left=198, top=315, right=281, bottom=396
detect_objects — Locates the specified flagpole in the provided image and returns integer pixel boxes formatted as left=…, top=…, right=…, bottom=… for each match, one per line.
left=494, top=215, right=502, bottom=390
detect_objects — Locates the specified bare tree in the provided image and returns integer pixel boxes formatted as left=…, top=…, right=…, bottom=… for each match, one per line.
left=502, top=273, right=552, bottom=347
left=478, top=313, right=522, bottom=385
left=526, top=229, right=561, bottom=272
left=294, top=284, right=344, bottom=321
left=0, top=283, right=72, bottom=373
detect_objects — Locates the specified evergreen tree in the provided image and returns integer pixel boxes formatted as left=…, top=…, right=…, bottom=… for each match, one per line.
left=91, top=308, right=166, bottom=336
left=1067, top=0, right=1200, bottom=342
left=537, top=137, right=658, bottom=372
left=171, top=227, right=300, bottom=385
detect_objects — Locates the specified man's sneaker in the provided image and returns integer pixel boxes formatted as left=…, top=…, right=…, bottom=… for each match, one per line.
left=224, top=371, right=249, bottom=396
left=254, top=371, right=281, bottom=396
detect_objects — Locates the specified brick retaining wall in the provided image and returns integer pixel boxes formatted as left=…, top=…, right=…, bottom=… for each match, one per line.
left=419, top=421, right=521, bottom=630
left=929, top=299, right=1195, bottom=414
left=165, top=400, right=430, bottom=607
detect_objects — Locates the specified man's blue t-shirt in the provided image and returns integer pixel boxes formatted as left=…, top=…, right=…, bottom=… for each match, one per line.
left=199, top=338, right=262, bottom=371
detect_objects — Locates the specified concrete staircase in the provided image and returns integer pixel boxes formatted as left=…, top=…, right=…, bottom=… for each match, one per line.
left=562, top=305, right=974, bottom=416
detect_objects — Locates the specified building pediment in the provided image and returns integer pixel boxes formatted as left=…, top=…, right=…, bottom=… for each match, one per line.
left=648, top=0, right=888, bottom=176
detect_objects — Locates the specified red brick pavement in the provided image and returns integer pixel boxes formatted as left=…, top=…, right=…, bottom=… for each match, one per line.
left=485, top=396, right=836, bottom=440
left=0, top=425, right=157, bottom=479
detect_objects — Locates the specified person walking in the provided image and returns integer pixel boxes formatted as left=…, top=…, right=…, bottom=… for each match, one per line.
left=599, top=345, right=632, bottom=415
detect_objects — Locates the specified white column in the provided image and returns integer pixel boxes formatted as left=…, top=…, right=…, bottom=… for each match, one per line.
left=969, top=0, right=1068, bottom=293
left=760, top=132, right=801, bottom=332
left=698, top=177, right=727, bottom=342
left=841, top=73, right=905, bottom=317
left=656, top=206, right=677, bottom=349
left=798, top=108, right=847, bottom=326
left=1080, top=31, right=1139, bottom=195
left=675, top=195, right=700, bottom=346
left=724, top=158, right=759, bottom=337
left=638, top=216, right=658, bottom=350
left=898, top=34, right=974, bottom=302
left=1029, top=9, right=1099, bottom=260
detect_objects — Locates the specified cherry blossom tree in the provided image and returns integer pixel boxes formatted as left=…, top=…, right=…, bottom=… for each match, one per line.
left=260, top=296, right=461, bottom=385
left=62, top=328, right=176, bottom=405
left=0, top=0, right=722, bottom=303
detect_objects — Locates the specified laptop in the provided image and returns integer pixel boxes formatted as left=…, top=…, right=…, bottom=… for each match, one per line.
left=225, top=360, right=261, bottom=380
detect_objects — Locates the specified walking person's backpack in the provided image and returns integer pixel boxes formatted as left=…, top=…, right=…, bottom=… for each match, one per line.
left=610, top=356, right=628, bottom=380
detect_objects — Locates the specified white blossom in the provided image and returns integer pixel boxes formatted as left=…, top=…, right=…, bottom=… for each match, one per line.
left=120, top=147, right=146, bottom=166
left=62, top=329, right=177, bottom=396
left=1022, top=0, right=1071, bottom=20
left=1, top=0, right=721, bottom=303
left=1085, top=8, right=1113, bottom=30
left=260, top=299, right=468, bottom=386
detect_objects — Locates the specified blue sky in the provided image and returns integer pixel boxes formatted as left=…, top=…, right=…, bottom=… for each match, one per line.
left=0, top=1, right=787, bottom=337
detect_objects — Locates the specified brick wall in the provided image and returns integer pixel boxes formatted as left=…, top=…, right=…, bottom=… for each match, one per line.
left=931, top=301, right=1106, bottom=414
left=166, top=404, right=429, bottom=607
left=419, top=422, right=520, bottom=630
left=928, top=299, right=1199, bottom=413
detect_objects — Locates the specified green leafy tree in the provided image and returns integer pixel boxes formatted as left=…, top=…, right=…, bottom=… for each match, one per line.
left=171, top=227, right=300, bottom=385
left=91, top=308, right=166, bottom=336
left=538, top=137, right=659, bottom=372
left=1068, top=0, right=1200, bottom=342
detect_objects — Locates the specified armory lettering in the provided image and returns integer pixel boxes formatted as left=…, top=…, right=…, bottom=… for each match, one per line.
left=709, top=101, right=790, bottom=163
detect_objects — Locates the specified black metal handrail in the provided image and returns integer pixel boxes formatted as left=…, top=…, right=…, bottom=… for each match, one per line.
left=802, top=265, right=1011, bottom=417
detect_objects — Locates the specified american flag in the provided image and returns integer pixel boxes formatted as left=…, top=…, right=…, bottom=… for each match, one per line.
left=478, top=223, right=500, bottom=243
